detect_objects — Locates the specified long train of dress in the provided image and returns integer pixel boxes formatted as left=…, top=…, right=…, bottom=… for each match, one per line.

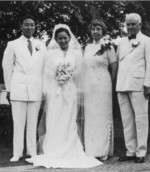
left=26, top=49, right=102, bottom=168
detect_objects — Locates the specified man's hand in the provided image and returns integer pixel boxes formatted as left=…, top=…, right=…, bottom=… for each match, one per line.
left=6, top=92, right=11, bottom=104
left=144, top=86, right=150, bottom=100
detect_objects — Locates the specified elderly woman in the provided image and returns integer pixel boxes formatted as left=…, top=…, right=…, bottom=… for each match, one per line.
left=84, top=19, right=118, bottom=161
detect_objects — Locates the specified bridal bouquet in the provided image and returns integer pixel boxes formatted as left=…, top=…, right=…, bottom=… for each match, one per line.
left=55, top=62, right=74, bottom=86
left=95, top=35, right=113, bottom=55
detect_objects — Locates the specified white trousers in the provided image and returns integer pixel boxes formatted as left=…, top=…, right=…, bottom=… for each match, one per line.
left=117, top=92, right=148, bottom=157
left=11, top=101, right=41, bottom=157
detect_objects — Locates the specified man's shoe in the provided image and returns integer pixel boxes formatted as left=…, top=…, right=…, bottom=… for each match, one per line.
left=118, top=156, right=135, bottom=161
left=10, top=156, right=20, bottom=162
left=100, top=156, right=108, bottom=161
left=135, top=157, right=145, bottom=163
left=26, top=155, right=31, bottom=158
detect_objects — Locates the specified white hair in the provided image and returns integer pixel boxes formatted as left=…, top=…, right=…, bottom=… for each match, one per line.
left=125, top=13, right=142, bottom=23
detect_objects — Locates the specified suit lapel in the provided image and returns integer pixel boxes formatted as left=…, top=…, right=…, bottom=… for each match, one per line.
left=29, top=39, right=41, bottom=69
left=16, top=36, right=32, bottom=63
left=15, top=36, right=43, bottom=70
left=120, top=38, right=135, bottom=60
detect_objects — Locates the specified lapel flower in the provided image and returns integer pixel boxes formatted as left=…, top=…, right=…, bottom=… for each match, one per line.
left=95, top=35, right=112, bottom=56
left=131, top=40, right=140, bottom=48
left=35, top=44, right=41, bottom=51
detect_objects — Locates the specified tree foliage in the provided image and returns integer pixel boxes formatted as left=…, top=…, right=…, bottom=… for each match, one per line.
left=0, top=1, right=126, bottom=44
left=0, top=0, right=150, bottom=83
left=123, top=0, right=150, bottom=36
left=0, top=1, right=150, bottom=44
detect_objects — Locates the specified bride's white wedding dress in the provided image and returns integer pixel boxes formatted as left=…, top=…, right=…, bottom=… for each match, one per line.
left=26, top=48, right=102, bottom=168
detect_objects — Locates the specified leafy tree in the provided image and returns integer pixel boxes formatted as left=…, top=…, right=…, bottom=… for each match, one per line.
left=0, top=0, right=149, bottom=83
left=0, top=1, right=126, bottom=44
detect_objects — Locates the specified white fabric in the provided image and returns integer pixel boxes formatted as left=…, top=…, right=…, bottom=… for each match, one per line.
left=116, top=31, right=150, bottom=91
left=116, top=31, right=150, bottom=157
left=117, top=92, right=148, bottom=157
left=11, top=101, right=41, bottom=157
left=2, top=35, right=46, bottom=101
left=83, top=42, right=116, bottom=157
left=44, top=24, right=84, bottom=102
left=26, top=24, right=102, bottom=168
left=2, top=35, right=46, bottom=158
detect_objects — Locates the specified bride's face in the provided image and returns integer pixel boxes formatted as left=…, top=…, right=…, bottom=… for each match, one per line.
left=56, top=31, right=70, bottom=50
left=91, top=25, right=103, bottom=42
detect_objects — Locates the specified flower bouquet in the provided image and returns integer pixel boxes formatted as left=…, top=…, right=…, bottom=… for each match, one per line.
left=55, top=62, right=74, bottom=86
left=95, top=35, right=113, bottom=55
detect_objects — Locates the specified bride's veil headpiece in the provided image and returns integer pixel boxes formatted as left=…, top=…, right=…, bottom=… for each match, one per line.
left=47, top=23, right=82, bottom=51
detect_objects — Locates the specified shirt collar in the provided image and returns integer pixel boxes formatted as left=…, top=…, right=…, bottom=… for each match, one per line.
left=93, top=39, right=101, bottom=45
left=136, top=31, right=142, bottom=40
left=21, top=35, right=34, bottom=43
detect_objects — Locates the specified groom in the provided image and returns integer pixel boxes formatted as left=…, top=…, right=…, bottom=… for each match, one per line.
left=2, top=15, right=46, bottom=162
left=116, top=13, right=150, bottom=163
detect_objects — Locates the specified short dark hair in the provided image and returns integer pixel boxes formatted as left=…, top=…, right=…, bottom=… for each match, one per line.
left=89, top=19, right=107, bottom=35
left=20, top=15, right=35, bottom=25
left=54, top=28, right=71, bottom=40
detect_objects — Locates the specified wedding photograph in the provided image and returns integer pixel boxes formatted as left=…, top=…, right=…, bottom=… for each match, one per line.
left=0, top=0, right=150, bottom=171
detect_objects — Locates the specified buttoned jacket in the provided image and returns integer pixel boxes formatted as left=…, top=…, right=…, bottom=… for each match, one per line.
left=116, top=31, right=150, bottom=92
left=2, top=35, right=46, bottom=101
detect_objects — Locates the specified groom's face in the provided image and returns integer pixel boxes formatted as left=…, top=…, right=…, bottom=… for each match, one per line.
left=20, top=18, right=35, bottom=39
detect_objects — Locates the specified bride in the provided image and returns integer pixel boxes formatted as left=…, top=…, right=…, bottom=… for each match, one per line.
left=26, top=24, right=102, bottom=168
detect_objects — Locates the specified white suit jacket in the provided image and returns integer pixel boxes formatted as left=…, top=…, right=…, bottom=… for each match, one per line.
left=2, top=35, right=46, bottom=101
left=116, top=31, right=150, bottom=92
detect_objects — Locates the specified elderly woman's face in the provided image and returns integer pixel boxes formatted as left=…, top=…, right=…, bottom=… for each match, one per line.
left=91, top=25, right=103, bottom=41
left=126, top=18, right=141, bottom=36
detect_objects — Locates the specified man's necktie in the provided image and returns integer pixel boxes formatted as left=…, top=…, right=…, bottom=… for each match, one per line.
left=28, top=39, right=33, bottom=55
left=128, top=34, right=136, bottom=40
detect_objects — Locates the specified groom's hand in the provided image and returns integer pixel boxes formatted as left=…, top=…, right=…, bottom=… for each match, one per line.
left=144, top=86, right=150, bottom=100
left=6, top=92, right=11, bottom=104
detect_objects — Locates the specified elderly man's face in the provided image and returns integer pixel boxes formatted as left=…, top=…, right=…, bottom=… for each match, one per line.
left=126, top=18, right=141, bottom=35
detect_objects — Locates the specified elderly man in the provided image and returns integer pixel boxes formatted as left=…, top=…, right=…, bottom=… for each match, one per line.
left=116, top=13, right=150, bottom=163
left=2, top=15, right=46, bottom=162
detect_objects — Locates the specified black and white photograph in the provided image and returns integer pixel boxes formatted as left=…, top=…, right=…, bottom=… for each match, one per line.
left=0, top=0, right=150, bottom=171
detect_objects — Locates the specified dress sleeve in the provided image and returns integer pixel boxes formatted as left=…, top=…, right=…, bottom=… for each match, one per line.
left=2, top=42, right=15, bottom=92
left=107, top=46, right=117, bottom=64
